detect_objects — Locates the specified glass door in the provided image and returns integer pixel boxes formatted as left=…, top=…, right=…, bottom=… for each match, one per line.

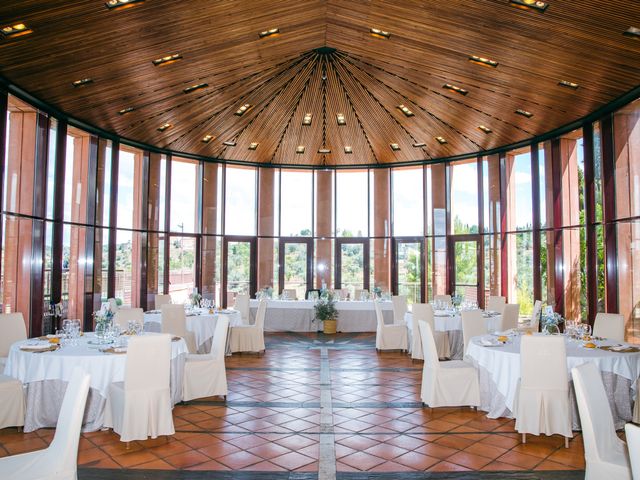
left=449, top=236, right=481, bottom=305
left=392, top=238, right=424, bottom=304
left=335, top=238, right=370, bottom=298
left=222, top=236, right=256, bottom=307
left=278, top=238, right=313, bottom=300
left=168, top=235, right=199, bottom=305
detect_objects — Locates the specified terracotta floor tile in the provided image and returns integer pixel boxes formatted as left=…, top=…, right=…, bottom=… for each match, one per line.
left=130, top=459, right=176, bottom=470
left=197, top=441, right=241, bottom=459
left=446, top=451, right=494, bottom=470
left=112, top=450, right=159, bottom=468
left=215, top=450, right=264, bottom=469
left=364, top=442, right=408, bottom=460
left=339, top=451, right=387, bottom=471
left=269, top=451, right=315, bottom=470
left=496, top=450, right=544, bottom=470
left=185, top=459, right=232, bottom=471
left=482, top=460, right=527, bottom=471
left=463, top=441, right=508, bottom=460
left=247, top=442, right=292, bottom=460
left=428, top=460, right=472, bottom=472
left=413, top=442, right=459, bottom=460
left=163, top=450, right=210, bottom=469
left=368, top=460, right=418, bottom=472
left=393, top=450, right=440, bottom=470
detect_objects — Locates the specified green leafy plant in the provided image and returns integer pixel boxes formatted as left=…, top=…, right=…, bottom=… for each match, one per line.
left=314, top=293, right=338, bottom=322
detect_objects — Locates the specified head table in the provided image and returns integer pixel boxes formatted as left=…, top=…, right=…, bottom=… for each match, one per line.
left=3, top=333, right=188, bottom=432
left=466, top=332, right=640, bottom=429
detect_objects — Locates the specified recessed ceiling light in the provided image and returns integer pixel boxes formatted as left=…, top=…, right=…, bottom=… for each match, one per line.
left=201, top=134, right=213, bottom=144
left=390, top=143, right=400, bottom=151
left=0, top=23, right=32, bottom=38
left=435, top=136, right=447, bottom=144
left=223, top=140, right=236, bottom=147
left=336, top=113, right=346, bottom=126
left=468, top=55, right=499, bottom=68
left=152, top=53, right=182, bottom=66
left=318, top=148, right=331, bottom=154
left=249, top=142, right=258, bottom=150
left=515, top=109, right=533, bottom=118
left=296, top=145, right=305, bottom=154
left=397, top=104, right=414, bottom=117
left=412, top=142, right=426, bottom=148
left=72, top=78, right=93, bottom=87
left=558, top=80, right=579, bottom=89
left=509, top=0, right=548, bottom=12
left=118, top=107, right=134, bottom=115
left=344, top=146, right=353, bottom=154
left=370, top=28, right=390, bottom=39
left=259, top=28, right=280, bottom=39
left=302, top=113, right=312, bottom=126
left=443, top=83, right=468, bottom=96
left=478, top=125, right=492, bottom=134
left=183, top=83, right=208, bottom=94
left=105, top=0, right=144, bottom=10
left=623, top=27, right=640, bottom=39
left=235, top=104, right=252, bottom=116
left=157, top=123, right=172, bottom=132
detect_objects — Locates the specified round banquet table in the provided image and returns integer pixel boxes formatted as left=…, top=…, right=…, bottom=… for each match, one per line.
left=3, top=333, right=188, bottom=432
left=404, top=310, right=502, bottom=359
left=144, top=308, right=242, bottom=353
left=465, top=333, right=640, bottom=429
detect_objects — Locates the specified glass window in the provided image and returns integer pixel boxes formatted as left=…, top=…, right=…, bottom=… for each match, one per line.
left=168, top=236, right=197, bottom=304
left=392, top=167, right=423, bottom=236
left=482, top=155, right=501, bottom=233
left=170, top=158, right=199, bottom=233
left=114, top=229, right=133, bottom=306
left=116, top=148, right=138, bottom=229
left=64, top=127, right=92, bottom=223
left=46, top=119, right=57, bottom=220
left=336, top=170, right=368, bottom=237
left=224, top=166, right=256, bottom=235
left=450, top=160, right=478, bottom=234
left=506, top=147, right=532, bottom=231
left=507, top=231, right=533, bottom=315
left=280, top=170, right=312, bottom=236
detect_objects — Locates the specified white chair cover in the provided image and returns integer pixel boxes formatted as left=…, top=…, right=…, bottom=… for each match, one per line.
left=412, top=303, right=450, bottom=360
left=531, top=300, right=542, bottom=331
left=113, top=307, right=143, bottom=330
left=281, top=288, right=297, bottom=300
left=108, top=298, right=119, bottom=311
left=461, top=309, right=487, bottom=355
left=418, top=321, right=479, bottom=408
left=160, top=304, right=197, bottom=353
left=515, top=336, right=572, bottom=440
left=374, top=301, right=408, bottom=351
left=104, top=335, right=174, bottom=442
left=234, top=294, right=250, bottom=325
left=434, top=294, right=452, bottom=306
left=0, top=313, right=27, bottom=370
left=500, top=303, right=520, bottom=331
left=625, top=423, right=640, bottom=480
left=0, top=374, right=24, bottom=429
left=486, top=296, right=506, bottom=314
left=183, top=316, right=229, bottom=401
left=572, top=362, right=631, bottom=479
left=154, top=294, right=172, bottom=309
left=391, top=295, right=408, bottom=325
left=0, top=367, right=90, bottom=480
left=594, top=313, right=625, bottom=342
left=229, top=299, right=267, bottom=353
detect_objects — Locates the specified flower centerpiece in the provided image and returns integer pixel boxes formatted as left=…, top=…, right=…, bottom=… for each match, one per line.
left=189, top=291, right=202, bottom=308
left=541, top=308, right=564, bottom=334
left=314, top=291, right=338, bottom=334
left=93, top=304, right=115, bottom=343
left=452, top=293, right=463, bottom=308
left=372, top=285, right=382, bottom=299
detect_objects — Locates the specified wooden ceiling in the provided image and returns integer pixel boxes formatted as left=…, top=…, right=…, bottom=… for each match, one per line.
left=0, top=0, right=638, bottom=166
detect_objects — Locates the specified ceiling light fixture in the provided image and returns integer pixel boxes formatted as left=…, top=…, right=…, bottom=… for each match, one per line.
left=259, top=28, right=280, bottom=39
left=509, top=0, right=548, bottom=12
left=468, top=55, right=498, bottom=68
left=515, top=109, right=533, bottom=118
left=183, top=83, right=208, bottom=94
left=558, top=80, right=579, bottom=89
left=344, top=146, right=353, bottom=154
left=72, top=78, right=93, bottom=87
left=336, top=113, right=346, bottom=126
left=296, top=146, right=305, bottom=154
left=412, top=142, right=426, bottom=148
left=235, top=103, right=252, bottom=116
left=478, top=125, right=492, bottom=134
left=318, top=148, right=331, bottom=154
left=623, top=27, right=640, bottom=39
left=443, top=83, right=468, bottom=96
left=249, top=142, right=259, bottom=150
left=157, top=123, right=172, bottom=132
left=105, top=0, right=145, bottom=10
left=118, top=107, right=134, bottom=115
left=222, top=140, right=236, bottom=147
left=0, top=23, right=32, bottom=38
left=201, top=135, right=213, bottom=144
left=302, top=113, right=312, bottom=126
left=397, top=104, right=414, bottom=117
left=370, top=28, right=390, bottom=39
left=390, top=143, right=400, bottom=151
left=435, top=136, right=447, bottom=144
left=152, top=53, right=182, bottom=66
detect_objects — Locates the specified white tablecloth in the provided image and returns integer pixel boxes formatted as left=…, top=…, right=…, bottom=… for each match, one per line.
left=248, top=299, right=393, bottom=332
left=4, top=333, right=188, bottom=432
left=466, top=333, right=640, bottom=429
left=144, top=309, right=242, bottom=352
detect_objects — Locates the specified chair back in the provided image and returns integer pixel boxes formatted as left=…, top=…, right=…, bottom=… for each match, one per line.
left=108, top=298, right=119, bottom=311
left=417, top=320, right=440, bottom=370
left=531, top=300, right=542, bottom=330
left=434, top=294, right=452, bottom=306
left=113, top=307, right=143, bottom=330
left=374, top=300, right=385, bottom=332
left=161, top=304, right=188, bottom=337
left=501, top=303, right=520, bottom=330
left=125, top=334, right=171, bottom=391
left=411, top=304, right=434, bottom=359
left=154, top=294, right=172, bottom=309
left=281, top=288, right=297, bottom=300
left=624, top=423, right=640, bottom=479
left=486, top=295, right=506, bottom=313
left=593, top=312, right=625, bottom=342
left=0, top=313, right=27, bottom=356
left=573, top=362, right=628, bottom=466
left=254, top=299, right=268, bottom=330
left=211, top=316, right=229, bottom=362
left=520, top=335, right=567, bottom=391
left=462, top=310, right=486, bottom=355
left=391, top=295, right=408, bottom=325
left=354, top=289, right=368, bottom=300
left=44, top=367, right=91, bottom=474
left=234, top=294, right=250, bottom=323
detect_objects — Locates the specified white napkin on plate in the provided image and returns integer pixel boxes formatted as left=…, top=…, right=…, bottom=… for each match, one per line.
left=21, top=341, right=54, bottom=351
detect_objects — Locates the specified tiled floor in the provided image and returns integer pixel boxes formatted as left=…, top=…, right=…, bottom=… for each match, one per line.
left=0, top=332, right=588, bottom=478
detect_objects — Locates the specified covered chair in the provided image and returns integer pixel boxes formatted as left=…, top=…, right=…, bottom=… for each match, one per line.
left=486, top=295, right=506, bottom=313
left=530, top=300, right=542, bottom=331
left=461, top=310, right=487, bottom=355
left=500, top=303, right=520, bottom=331
left=624, top=423, right=640, bottom=480
left=391, top=295, right=408, bottom=325
left=418, top=321, right=479, bottom=408
left=572, top=362, right=631, bottom=479
left=433, top=294, right=452, bottom=307
left=354, top=289, right=369, bottom=301
left=0, top=313, right=27, bottom=370
left=281, top=288, right=297, bottom=300
left=113, top=307, right=143, bottom=330
left=154, top=294, right=172, bottom=309
left=594, top=312, right=625, bottom=342
left=0, top=367, right=90, bottom=480
left=107, top=298, right=119, bottom=311
left=183, top=316, right=229, bottom=401
left=374, top=300, right=407, bottom=352
left=411, top=303, right=449, bottom=360
left=233, top=293, right=250, bottom=325
left=160, top=304, right=197, bottom=353
left=0, top=374, right=24, bottom=430
left=515, top=335, right=572, bottom=447
left=103, top=334, right=174, bottom=443
left=229, top=299, right=267, bottom=353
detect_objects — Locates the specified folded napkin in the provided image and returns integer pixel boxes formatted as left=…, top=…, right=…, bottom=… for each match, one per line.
left=20, top=341, right=55, bottom=351
left=146, top=310, right=160, bottom=315
left=479, top=338, right=500, bottom=347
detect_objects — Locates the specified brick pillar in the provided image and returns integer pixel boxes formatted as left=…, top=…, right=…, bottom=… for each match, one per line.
left=146, top=153, right=162, bottom=308
left=315, top=170, right=333, bottom=288
left=372, top=168, right=390, bottom=291
left=431, top=163, right=447, bottom=295
left=201, top=162, right=220, bottom=303
left=257, top=167, right=275, bottom=289
left=486, top=155, right=501, bottom=296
